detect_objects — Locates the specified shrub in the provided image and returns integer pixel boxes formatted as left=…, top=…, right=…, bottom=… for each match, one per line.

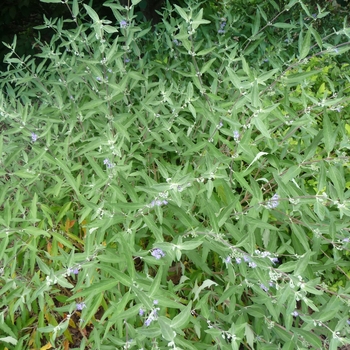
left=1, top=0, right=350, bottom=349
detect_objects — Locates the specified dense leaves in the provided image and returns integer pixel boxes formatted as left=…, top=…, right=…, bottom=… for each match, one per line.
left=1, top=0, right=350, bottom=349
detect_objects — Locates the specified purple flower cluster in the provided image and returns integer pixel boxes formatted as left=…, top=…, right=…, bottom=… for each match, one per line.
left=255, top=249, right=279, bottom=264
left=68, top=267, right=80, bottom=275
left=234, top=254, right=257, bottom=268
left=149, top=199, right=168, bottom=208
left=233, top=130, right=240, bottom=142
left=120, top=20, right=128, bottom=28
left=266, top=194, right=279, bottom=209
left=151, top=248, right=165, bottom=259
left=260, top=283, right=269, bottom=292
left=139, top=301, right=160, bottom=327
left=218, top=19, right=226, bottom=34
left=31, top=133, right=38, bottom=142
left=76, top=302, right=86, bottom=311
left=103, top=158, right=114, bottom=168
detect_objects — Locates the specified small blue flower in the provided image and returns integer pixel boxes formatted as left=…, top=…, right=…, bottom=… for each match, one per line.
left=235, top=257, right=242, bottom=264
left=31, top=133, right=38, bottom=142
left=243, top=255, right=250, bottom=262
left=269, top=257, right=279, bottom=264
left=76, top=302, right=86, bottom=311
left=153, top=300, right=158, bottom=305
left=151, top=248, right=165, bottom=259
left=120, top=20, right=128, bottom=28
left=260, top=283, right=268, bottom=292
left=139, top=308, right=145, bottom=316
left=347, top=319, right=350, bottom=325
left=233, top=130, right=240, bottom=142
left=103, top=158, right=114, bottom=168
left=144, top=317, right=152, bottom=326
left=218, top=20, right=226, bottom=34
left=124, top=58, right=130, bottom=63
left=291, top=310, right=299, bottom=317
left=266, top=194, right=279, bottom=209
left=249, top=262, right=257, bottom=268
left=224, top=256, right=231, bottom=264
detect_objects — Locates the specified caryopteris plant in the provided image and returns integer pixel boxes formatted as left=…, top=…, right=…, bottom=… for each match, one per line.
left=1, top=0, right=350, bottom=349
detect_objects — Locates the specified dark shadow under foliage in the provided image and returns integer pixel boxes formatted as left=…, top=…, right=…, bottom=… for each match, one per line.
left=0, top=0, right=190, bottom=71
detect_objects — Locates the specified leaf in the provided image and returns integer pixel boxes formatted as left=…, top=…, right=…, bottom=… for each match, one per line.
left=253, top=118, right=270, bottom=139
left=293, top=328, right=321, bottom=349
left=83, top=4, right=100, bottom=22
left=284, top=70, right=319, bottom=85
left=171, top=301, right=192, bottom=329
left=246, top=152, right=268, bottom=171
left=290, top=223, right=309, bottom=252
left=282, top=165, right=301, bottom=184
left=50, top=231, right=74, bottom=250
left=57, top=202, right=72, bottom=222
left=0, top=336, right=18, bottom=345
left=144, top=215, right=163, bottom=242
left=245, top=324, right=255, bottom=349
left=158, top=317, right=176, bottom=341
left=24, top=226, right=50, bottom=238
left=273, top=22, right=297, bottom=29
left=174, top=5, right=189, bottom=22
left=149, top=266, right=163, bottom=298
left=193, top=279, right=218, bottom=301
left=252, top=10, right=260, bottom=36
left=328, top=166, right=345, bottom=201
left=132, top=287, right=153, bottom=309
left=72, top=0, right=79, bottom=17
left=176, top=241, right=203, bottom=250
left=298, top=28, right=311, bottom=60
left=67, top=279, right=119, bottom=300
left=323, top=113, right=335, bottom=153
left=81, top=293, right=104, bottom=328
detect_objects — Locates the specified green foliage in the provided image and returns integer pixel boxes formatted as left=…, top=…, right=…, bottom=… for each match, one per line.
left=1, top=0, right=350, bottom=349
